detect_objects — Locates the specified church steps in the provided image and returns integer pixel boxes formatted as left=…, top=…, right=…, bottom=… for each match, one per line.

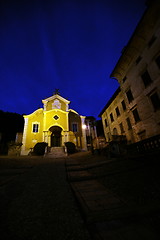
left=45, top=147, right=67, bottom=158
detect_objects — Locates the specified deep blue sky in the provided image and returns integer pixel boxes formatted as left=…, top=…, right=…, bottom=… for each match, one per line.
left=0, top=0, right=146, bottom=119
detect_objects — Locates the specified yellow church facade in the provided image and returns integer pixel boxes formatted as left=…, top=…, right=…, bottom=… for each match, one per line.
left=21, top=93, right=87, bottom=155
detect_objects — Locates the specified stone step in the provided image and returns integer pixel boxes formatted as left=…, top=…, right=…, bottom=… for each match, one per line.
left=45, top=147, right=67, bottom=158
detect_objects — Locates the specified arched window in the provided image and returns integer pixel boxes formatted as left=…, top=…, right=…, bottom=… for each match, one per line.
left=113, top=128, right=118, bottom=135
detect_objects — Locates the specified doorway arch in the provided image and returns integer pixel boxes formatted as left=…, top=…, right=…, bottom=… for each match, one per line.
left=49, top=126, right=62, bottom=147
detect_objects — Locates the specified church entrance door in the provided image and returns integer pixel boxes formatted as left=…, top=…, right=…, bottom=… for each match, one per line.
left=49, top=126, right=62, bottom=147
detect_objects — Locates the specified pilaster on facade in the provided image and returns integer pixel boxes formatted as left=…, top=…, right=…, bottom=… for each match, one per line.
left=63, top=130, right=69, bottom=143
left=81, top=116, right=87, bottom=151
left=61, top=129, right=67, bottom=146
left=43, top=101, right=47, bottom=111
left=43, top=131, right=48, bottom=143
left=66, top=111, right=69, bottom=142
left=21, top=117, right=29, bottom=155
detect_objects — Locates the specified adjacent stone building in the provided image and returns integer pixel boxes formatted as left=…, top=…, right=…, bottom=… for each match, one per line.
left=99, top=87, right=134, bottom=143
left=21, top=92, right=87, bottom=155
left=100, top=0, right=160, bottom=144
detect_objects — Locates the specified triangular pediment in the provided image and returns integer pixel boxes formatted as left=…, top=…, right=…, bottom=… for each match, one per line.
left=42, top=94, right=70, bottom=104
left=42, top=94, right=70, bottom=111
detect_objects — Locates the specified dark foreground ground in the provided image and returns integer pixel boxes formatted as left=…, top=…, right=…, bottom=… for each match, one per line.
left=0, top=152, right=160, bottom=239
left=0, top=154, right=91, bottom=240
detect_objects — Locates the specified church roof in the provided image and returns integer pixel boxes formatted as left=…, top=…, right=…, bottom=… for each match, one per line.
left=42, top=93, right=70, bottom=104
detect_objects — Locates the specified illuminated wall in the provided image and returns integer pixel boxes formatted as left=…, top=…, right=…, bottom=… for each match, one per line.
left=100, top=1, right=160, bottom=143
left=21, top=94, right=87, bottom=155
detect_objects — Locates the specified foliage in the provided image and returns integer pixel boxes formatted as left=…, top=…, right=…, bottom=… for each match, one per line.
left=8, top=141, right=23, bottom=147
left=0, top=110, right=24, bottom=155
left=33, top=142, right=48, bottom=156
left=0, top=110, right=24, bottom=141
left=0, top=143, right=8, bottom=155
left=65, top=142, right=76, bottom=154
left=8, top=141, right=23, bottom=156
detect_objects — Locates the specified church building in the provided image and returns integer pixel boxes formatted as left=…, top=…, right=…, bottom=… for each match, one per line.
left=21, top=91, right=87, bottom=155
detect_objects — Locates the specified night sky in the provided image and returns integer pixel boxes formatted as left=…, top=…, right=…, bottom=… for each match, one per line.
left=0, top=0, right=146, bottom=119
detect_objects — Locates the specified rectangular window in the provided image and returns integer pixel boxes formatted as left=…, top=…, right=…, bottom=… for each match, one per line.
left=104, top=119, right=108, bottom=127
left=110, top=113, right=114, bottom=122
left=148, top=35, right=156, bottom=48
left=136, top=56, right=142, bottom=65
left=115, top=107, right=120, bottom=117
left=141, top=70, right=152, bottom=87
left=122, top=76, right=127, bottom=83
left=132, top=108, right=141, bottom=123
left=119, top=122, right=125, bottom=134
left=126, top=117, right=132, bottom=130
left=33, top=124, right=39, bottom=133
left=155, top=55, right=160, bottom=68
left=150, top=92, right=160, bottom=111
left=138, top=130, right=146, bottom=140
left=121, top=100, right=126, bottom=111
left=72, top=123, right=78, bottom=132
left=126, top=89, right=134, bottom=103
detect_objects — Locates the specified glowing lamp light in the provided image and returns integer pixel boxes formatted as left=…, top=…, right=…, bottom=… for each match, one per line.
left=82, top=124, right=86, bottom=129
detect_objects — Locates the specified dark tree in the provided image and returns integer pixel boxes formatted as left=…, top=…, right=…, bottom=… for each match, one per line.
left=0, top=110, right=24, bottom=154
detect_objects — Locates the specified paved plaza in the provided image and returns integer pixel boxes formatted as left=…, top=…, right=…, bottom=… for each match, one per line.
left=0, top=152, right=160, bottom=239
left=0, top=155, right=91, bottom=240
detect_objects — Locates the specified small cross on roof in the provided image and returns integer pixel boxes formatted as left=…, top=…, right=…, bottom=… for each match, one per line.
left=54, top=88, right=60, bottom=95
